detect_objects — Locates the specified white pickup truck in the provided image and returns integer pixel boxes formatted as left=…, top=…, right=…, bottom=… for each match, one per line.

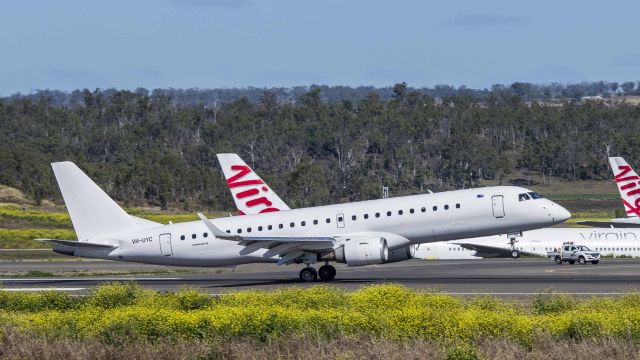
left=547, top=244, right=600, bottom=265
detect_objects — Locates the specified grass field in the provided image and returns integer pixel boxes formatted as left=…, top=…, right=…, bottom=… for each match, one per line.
left=2, top=283, right=640, bottom=359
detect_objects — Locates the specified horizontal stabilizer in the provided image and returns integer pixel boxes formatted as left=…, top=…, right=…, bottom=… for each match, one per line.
left=36, top=238, right=119, bottom=249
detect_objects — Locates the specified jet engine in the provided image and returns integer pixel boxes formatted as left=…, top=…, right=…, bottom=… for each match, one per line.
left=386, top=244, right=416, bottom=263
left=335, top=237, right=389, bottom=266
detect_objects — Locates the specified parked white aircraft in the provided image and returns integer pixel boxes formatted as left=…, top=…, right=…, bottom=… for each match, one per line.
left=413, top=228, right=640, bottom=259
left=579, top=157, right=640, bottom=228
left=40, top=161, right=570, bottom=282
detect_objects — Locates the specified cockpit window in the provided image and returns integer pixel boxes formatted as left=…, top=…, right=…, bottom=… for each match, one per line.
left=518, top=193, right=531, bottom=201
left=528, top=192, right=544, bottom=199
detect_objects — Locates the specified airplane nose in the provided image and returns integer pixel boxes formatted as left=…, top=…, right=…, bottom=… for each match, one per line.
left=552, top=203, right=571, bottom=223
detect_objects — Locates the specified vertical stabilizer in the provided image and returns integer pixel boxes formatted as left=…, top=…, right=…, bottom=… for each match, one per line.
left=609, top=157, right=640, bottom=217
left=216, top=153, right=290, bottom=214
left=51, top=162, right=136, bottom=240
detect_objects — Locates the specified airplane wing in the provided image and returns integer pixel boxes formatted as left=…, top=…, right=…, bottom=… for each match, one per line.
left=198, top=213, right=335, bottom=265
left=35, top=238, right=119, bottom=249
left=453, top=242, right=545, bottom=258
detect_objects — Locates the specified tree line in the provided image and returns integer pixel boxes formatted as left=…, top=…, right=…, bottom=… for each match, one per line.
left=1, top=83, right=640, bottom=210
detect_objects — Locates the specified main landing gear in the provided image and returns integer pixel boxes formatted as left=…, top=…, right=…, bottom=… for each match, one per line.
left=299, top=263, right=336, bottom=282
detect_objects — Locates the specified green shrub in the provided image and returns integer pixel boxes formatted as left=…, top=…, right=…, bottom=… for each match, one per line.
left=0, top=290, right=75, bottom=312
left=445, top=342, right=480, bottom=360
left=172, top=288, right=216, bottom=311
left=533, top=293, right=577, bottom=314
left=85, top=282, right=148, bottom=309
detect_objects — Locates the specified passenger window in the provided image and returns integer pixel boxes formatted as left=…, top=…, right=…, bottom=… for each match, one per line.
left=421, top=207, right=426, bottom=212
left=279, top=224, right=283, bottom=229
left=268, top=225, right=273, bottom=230
left=375, top=212, right=380, bottom=218
left=258, top=226, right=263, bottom=231
left=247, top=228, right=252, bottom=233
left=226, top=230, right=231, bottom=234
left=398, top=210, right=403, bottom=215
left=203, top=233, right=208, bottom=238
left=456, top=203, right=460, bottom=209
left=180, top=235, right=185, bottom=240
left=290, top=222, right=295, bottom=228
left=191, top=234, right=196, bottom=239
left=301, top=221, right=306, bottom=226
left=338, top=216, right=343, bottom=222
left=313, top=220, right=318, bottom=225
left=410, top=208, right=414, bottom=214
left=364, top=214, right=369, bottom=219
left=433, top=206, right=437, bottom=211
left=352, top=215, right=356, bottom=220
left=444, top=205, right=449, bottom=210
left=387, top=211, right=392, bottom=216
left=237, top=229, right=242, bottom=234
left=326, top=218, right=331, bottom=223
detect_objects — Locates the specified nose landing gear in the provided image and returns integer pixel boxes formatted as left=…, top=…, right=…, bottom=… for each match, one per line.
left=508, top=232, right=522, bottom=259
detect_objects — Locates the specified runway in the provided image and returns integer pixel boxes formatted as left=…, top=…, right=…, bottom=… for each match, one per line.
left=2, top=258, right=640, bottom=296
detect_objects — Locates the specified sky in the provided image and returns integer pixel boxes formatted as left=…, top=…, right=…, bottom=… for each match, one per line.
left=0, top=0, right=639, bottom=95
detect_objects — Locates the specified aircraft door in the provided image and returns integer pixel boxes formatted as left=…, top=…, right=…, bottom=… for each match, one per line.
left=337, top=213, right=345, bottom=228
left=159, top=233, right=173, bottom=256
left=491, top=195, right=505, bottom=218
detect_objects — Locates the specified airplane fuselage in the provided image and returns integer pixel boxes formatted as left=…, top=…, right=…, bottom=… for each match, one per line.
left=69, top=186, right=568, bottom=267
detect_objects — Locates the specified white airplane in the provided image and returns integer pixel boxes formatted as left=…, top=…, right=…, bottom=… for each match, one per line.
left=216, top=154, right=582, bottom=261
left=578, top=157, right=640, bottom=228
left=414, top=227, right=640, bottom=259
left=40, top=161, right=570, bottom=282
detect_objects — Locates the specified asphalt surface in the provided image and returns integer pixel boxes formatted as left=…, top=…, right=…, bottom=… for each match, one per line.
left=2, top=258, right=640, bottom=296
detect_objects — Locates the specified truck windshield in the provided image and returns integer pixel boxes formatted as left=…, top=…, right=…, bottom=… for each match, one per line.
left=577, top=246, right=592, bottom=251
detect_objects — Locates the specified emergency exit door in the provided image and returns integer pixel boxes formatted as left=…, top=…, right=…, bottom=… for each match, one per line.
left=159, top=233, right=173, bottom=256
left=491, top=195, right=505, bottom=218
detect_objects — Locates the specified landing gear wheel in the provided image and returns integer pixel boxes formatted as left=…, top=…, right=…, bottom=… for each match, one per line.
left=318, top=264, right=337, bottom=281
left=555, top=256, right=562, bottom=265
left=511, top=250, right=520, bottom=259
left=299, top=267, right=317, bottom=282
left=578, top=256, right=586, bottom=265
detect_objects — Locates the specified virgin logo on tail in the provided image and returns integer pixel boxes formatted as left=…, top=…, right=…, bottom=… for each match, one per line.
left=614, top=165, right=640, bottom=216
left=227, top=165, right=280, bottom=214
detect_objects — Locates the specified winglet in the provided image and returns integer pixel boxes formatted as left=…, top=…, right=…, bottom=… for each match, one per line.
left=197, top=213, right=241, bottom=240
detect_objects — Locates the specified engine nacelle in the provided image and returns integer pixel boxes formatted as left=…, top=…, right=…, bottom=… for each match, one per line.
left=335, top=237, right=389, bottom=266
left=386, top=244, right=416, bottom=263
